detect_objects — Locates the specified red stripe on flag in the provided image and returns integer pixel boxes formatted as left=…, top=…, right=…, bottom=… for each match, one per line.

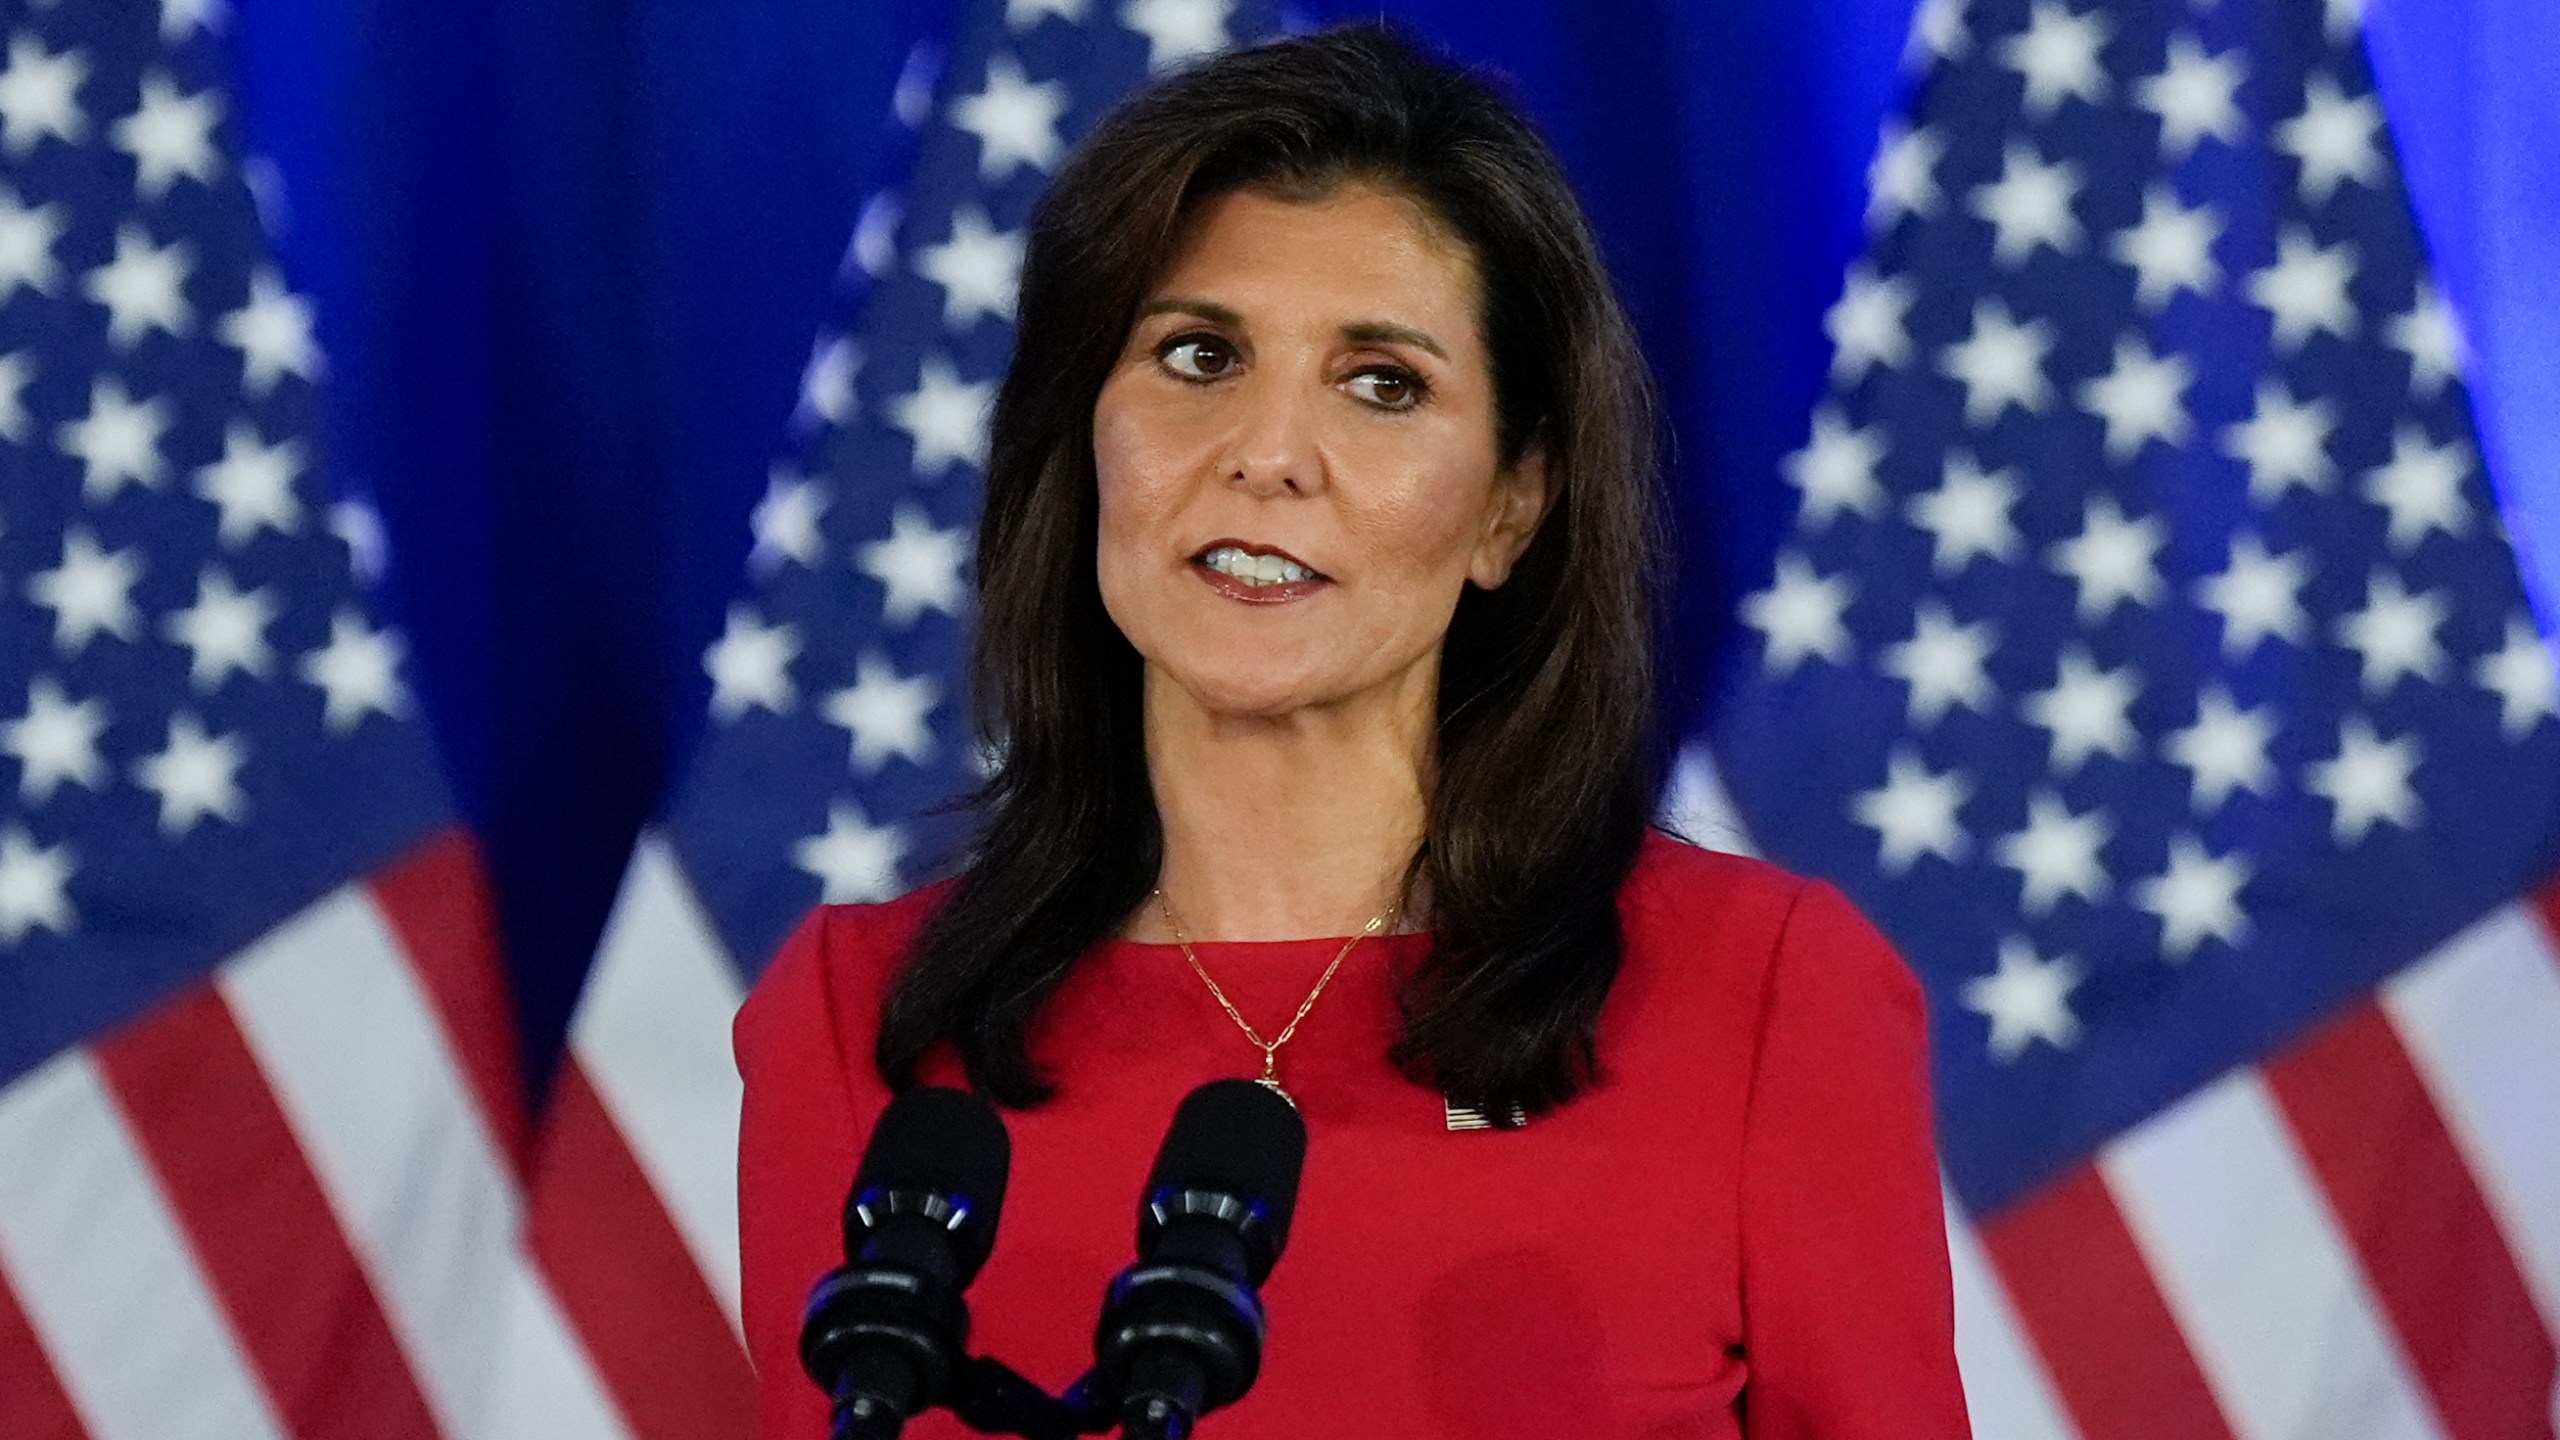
left=1978, top=1166, right=2236, bottom=1440
left=528, top=1060, right=754, bottom=1440
left=0, top=1270, right=88, bottom=1440
left=2266, top=1000, right=2558, bottom=1440
left=2531, top=877, right=2560, bottom=969
left=369, top=829, right=533, bottom=1175
left=93, top=988, right=444, bottom=1440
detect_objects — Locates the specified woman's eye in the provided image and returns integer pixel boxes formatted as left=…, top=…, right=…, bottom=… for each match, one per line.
left=1345, top=366, right=1427, bottom=411
left=1157, top=334, right=1238, bottom=381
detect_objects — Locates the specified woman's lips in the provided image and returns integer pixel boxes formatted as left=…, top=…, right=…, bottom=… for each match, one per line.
left=1190, top=541, right=1332, bottom=604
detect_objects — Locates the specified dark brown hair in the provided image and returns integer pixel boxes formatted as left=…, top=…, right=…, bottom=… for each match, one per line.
left=877, top=23, right=1664, bottom=1121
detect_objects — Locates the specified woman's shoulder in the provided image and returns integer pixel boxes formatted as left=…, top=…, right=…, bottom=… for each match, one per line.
left=1620, top=829, right=1906, bottom=986
left=733, top=881, right=950, bottom=1078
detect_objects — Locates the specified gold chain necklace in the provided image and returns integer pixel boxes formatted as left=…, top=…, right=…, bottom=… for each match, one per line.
left=1152, top=888, right=1398, bottom=1109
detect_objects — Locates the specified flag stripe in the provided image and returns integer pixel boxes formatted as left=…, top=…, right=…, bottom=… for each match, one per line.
left=2385, top=900, right=2560, bottom=1338
left=527, top=1061, right=756, bottom=1440
left=1978, top=1167, right=2236, bottom=1440
left=2266, top=1000, right=2558, bottom=1440
left=1944, top=1192, right=2079, bottom=1440
left=369, top=830, right=536, bottom=1176
left=216, top=885, right=621, bottom=1440
left=0, top=1271, right=89, bottom=1440
left=92, top=987, right=445, bottom=1440
left=2101, top=1073, right=2443, bottom=1440
left=572, top=835, right=749, bottom=1327
left=0, top=1049, right=292, bottom=1440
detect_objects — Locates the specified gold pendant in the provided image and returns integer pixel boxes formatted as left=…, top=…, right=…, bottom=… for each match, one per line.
left=1256, top=1054, right=1296, bottom=1109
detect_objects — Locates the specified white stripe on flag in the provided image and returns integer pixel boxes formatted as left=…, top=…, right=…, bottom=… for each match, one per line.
left=1944, top=1186, right=2078, bottom=1440
left=573, top=831, right=750, bottom=1330
left=2100, top=1071, right=2443, bottom=1440
left=2383, top=900, right=2560, bottom=1337
left=219, top=886, right=628, bottom=1440
left=0, top=1048, right=291, bottom=1440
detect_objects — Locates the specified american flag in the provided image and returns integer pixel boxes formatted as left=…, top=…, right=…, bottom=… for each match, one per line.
left=527, top=3, right=1277, bottom=1434
left=1712, top=0, right=2560, bottom=1436
left=0, top=1, right=623, bottom=1435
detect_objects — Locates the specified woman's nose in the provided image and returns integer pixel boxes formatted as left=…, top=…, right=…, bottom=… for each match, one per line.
left=1224, top=373, right=1323, bottom=498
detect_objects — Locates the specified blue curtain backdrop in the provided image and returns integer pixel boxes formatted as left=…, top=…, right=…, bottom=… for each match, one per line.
left=216, top=0, right=2559, bottom=1089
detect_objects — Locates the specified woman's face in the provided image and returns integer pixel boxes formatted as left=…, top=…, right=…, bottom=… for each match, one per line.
left=1092, top=183, right=1547, bottom=726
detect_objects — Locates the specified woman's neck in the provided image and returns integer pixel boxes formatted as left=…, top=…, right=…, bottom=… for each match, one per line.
left=1134, top=666, right=1430, bottom=942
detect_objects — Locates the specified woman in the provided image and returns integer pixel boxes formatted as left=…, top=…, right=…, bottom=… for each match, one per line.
left=737, top=25, right=1967, bottom=1439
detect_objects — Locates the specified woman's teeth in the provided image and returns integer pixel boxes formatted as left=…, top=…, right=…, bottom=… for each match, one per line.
left=1200, top=545, right=1317, bottom=587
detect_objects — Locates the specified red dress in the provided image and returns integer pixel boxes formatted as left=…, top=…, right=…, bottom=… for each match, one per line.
left=735, top=833, right=1969, bottom=1439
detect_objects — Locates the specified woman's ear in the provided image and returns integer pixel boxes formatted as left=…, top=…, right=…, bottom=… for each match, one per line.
left=1468, top=445, right=1553, bottom=589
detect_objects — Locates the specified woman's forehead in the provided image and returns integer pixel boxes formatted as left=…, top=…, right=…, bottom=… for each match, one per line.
left=1147, top=184, right=1483, bottom=331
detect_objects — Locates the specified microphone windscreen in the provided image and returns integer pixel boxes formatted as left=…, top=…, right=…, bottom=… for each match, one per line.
left=1145, top=1080, right=1310, bottom=1260
left=850, top=1086, right=1011, bottom=1279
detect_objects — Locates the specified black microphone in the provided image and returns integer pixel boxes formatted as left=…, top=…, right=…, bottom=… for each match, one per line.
left=1091, top=1080, right=1308, bottom=1440
left=801, top=1086, right=1011, bottom=1440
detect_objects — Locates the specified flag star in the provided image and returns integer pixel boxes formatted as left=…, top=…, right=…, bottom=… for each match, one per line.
left=112, top=72, right=221, bottom=198
left=2325, top=0, right=2364, bottom=42
left=84, top=225, right=194, bottom=349
left=2135, top=33, right=2246, bottom=159
left=0, top=185, right=67, bottom=300
left=2135, top=835, right=2251, bottom=958
left=1868, top=121, right=1947, bottom=231
left=0, top=351, right=29, bottom=442
left=2222, top=379, right=2338, bottom=501
left=27, top=529, right=143, bottom=654
left=799, top=335, right=860, bottom=429
left=2196, top=531, right=2311, bottom=658
left=216, top=268, right=322, bottom=394
left=2475, top=616, right=2560, bottom=739
left=1782, top=406, right=1889, bottom=524
left=859, top=504, right=971, bottom=626
left=889, top=354, right=996, bottom=478
left=1825, top=264, right=1916, bottom=382
left=825, top=654, right=942, bottom=771
left=331, top=497, right=390, bottom=586
left=192, top=420, right=306, bottom=546
left=0, top=35, right=88, bottom=157
left=2387, top=280, right=2464, bottom=396
left=916, top=206, right=1024, bottom=329
left=55, top=377, right=173, bottom=502
left=703, top=605, right=801, bottom=720
left=1940, top=298, right=2056, bottom=425
left=160, top=0, right=228, bottom=40
left=0, top=826, right=76, bottom=944
left=1908, top=452, right=2023, bottom=574
left=1742, top=552, right=1855, bottom=675
left=2001, top=1, right=2111, bottom=117
left=2078, top=336, right=2194, bottom=460
left=1852, top=748, right=1973, bottom=873
left=749, top=469, right=827, bottom=574
left=2363, top=425, right=2473, bottom=553
left=1996, top=791, right=2112, bottom=913
left=951, top=55, right=1068, bottom=182
left=2308, top=716, right=2421, bottom=843
left=1906, top=0, right=1972, bottom=67
left=2337, top=571, right=2449, bottom=696
left=2047, top=496, right=2166, bottom=622
left=1008, top=0, right=1089, bottom=24
left=299, top=610, right=408, bottom=732
left=2023, top=647, right=2142, bottom=772
left=1971, top=142, right=2085, bottom=266
left=2111, top=185, right=2222, bottom=309
left=1121, top=0, right=1232, bottom=72
left=2, top=679, right=109, bottom=803
left=2247, top=227, right=2358, bottom=352
left=2275, top=74, right=2385, bottom=205
left=795, top=802, right=908, bottom=904
left=2165, top=685, right=2278, bottom=811
left=165, top=570, right=278, bottom=690
left=1883, top=601, right=1999, bottom=725
left=1964, top=938, right=2086, bottom=1060
left=134, top=714, right=248, bottom=836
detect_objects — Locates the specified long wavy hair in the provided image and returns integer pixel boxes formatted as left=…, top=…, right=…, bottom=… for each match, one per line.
left=877, top=23, right=1665, bottom=1122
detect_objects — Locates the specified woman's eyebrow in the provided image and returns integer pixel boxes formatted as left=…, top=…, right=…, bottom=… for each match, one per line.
left=1341, top=320, right=1447, bottom=360
left=1137, top=296, right=1242, bottom=327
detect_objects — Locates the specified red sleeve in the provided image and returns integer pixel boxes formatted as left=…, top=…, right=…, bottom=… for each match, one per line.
left=734, top=911, right=869, bottom=1440
left=1736, top=880, right=1970, bottom=1439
